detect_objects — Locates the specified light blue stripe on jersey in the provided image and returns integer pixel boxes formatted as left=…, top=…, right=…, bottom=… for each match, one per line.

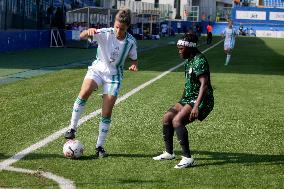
left=115, top=34, right=130, bottom=79
left=127, top=33, right=137, bottom=46
left=230, top=29, right=235, bottom=48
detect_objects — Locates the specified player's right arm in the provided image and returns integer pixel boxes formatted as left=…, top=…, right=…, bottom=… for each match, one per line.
left=221, top=29, right=225, bottom=38
left=80, top=28, right=97, bottom=39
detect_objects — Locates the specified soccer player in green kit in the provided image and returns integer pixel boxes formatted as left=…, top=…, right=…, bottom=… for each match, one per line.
left=153, top=33, right=214, bottom=169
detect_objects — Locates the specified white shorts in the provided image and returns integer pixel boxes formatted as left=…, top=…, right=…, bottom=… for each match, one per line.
left=84, top=67, right=121, bottom=97
left=224, top=41, right=235, bottom=50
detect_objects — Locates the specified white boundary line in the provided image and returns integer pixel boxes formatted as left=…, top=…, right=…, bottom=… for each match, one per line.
left=0, top=40, right=223, bottom=188
left=4, top=166, right=75, bottom=189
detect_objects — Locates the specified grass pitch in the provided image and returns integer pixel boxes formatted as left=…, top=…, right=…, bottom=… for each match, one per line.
left=0, top=36, right=284, bottom=188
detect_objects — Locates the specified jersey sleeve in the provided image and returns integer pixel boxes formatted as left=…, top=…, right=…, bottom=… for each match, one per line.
left=88, top=28, right=109, bottom=45
left=194, top=56, right=209, bottom=77
left=128, top=41, right=138, bottom=61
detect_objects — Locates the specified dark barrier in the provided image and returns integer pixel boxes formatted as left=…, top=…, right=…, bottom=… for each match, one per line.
left=0, top=30, right=50, bottom=53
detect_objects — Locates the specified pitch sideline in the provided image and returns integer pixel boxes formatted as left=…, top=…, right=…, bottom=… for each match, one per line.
left=0, top=39, right=223, bottom=189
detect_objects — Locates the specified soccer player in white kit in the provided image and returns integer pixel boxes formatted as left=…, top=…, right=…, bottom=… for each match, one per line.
left=64, top=8, right=138, bottom=158
left=222, top=21, right=237, bottom=66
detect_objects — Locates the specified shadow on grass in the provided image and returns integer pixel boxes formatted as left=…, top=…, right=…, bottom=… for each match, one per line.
left=74, top=178, right=164, bottom=187
left=108, top=178, right=163, bottom=184
left=190, top=150, right=284, bottom=167
left=0, top=153, right=12, bottom=160
left=11, top=150, right=284, bottom=167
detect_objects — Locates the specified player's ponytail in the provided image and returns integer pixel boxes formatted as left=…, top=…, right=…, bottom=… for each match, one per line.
left=115, top=7, right=131, bottom=26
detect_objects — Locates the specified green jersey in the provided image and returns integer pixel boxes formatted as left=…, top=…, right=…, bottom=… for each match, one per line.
left=179, top=53, right=214, bottom=120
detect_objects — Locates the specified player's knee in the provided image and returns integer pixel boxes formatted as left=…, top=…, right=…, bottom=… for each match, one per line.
left=162, top=114, right=172, bottom=126
left=172, top=117, right=183, bottom=128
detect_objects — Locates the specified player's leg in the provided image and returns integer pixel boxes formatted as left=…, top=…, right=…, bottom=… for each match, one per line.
left=65, top=78, right=98, bottom=139
left=225, top=40, right=235, bottom=65
left=172, top=104, right=195, bottom=168
left=209, top=32, right=213, bottom=44
left=163, top=105, right=180, bottom=154
left=172, top=104, right=192, bottom=158
left=224, top=42, right=231, bottom=65
left=153, top=103, right=183, bottom=160
left=65, top=68, right=101, bottom=139
left=206, top=32, right=210, bottom=44
left=95, top=78, right=121, bottom=157
left=225, top=48, right=232, bottom=66
left=95, top=94, right=116, bottom=157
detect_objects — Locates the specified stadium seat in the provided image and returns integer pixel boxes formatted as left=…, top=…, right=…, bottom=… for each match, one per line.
left=264, top=0, right=284, bottom=7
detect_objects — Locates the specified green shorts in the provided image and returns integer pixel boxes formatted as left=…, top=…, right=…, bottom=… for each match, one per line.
left=179, top=96, right=214, bottom=121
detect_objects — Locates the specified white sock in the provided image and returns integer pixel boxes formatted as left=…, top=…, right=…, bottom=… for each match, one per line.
left=225, top=54, right=231, bottom=65
left=96, top=117, right=111, bottom=148
left=69, top=97, right=87, bottom=131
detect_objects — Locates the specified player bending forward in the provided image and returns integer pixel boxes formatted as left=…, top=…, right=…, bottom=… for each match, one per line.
left=153, top=33, right=214, bottom=169
left=64, top=7, right=138, bottom=158
left=222, top=21, right=237, bottom=66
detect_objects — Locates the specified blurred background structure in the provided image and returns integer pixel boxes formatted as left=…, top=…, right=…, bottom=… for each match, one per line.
left=0, top=0, right=283, bottom=52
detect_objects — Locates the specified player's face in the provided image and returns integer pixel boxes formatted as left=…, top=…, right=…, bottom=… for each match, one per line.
left=114, top=21, right=128, bottom=39
left=177, top=45, right=190, bottom=59
left=228, top=22, right=233, bottom=28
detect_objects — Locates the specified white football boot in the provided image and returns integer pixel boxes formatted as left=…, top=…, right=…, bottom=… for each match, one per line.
left=174, top=156, right=195, bottom=169
left=153, top=151, right=175, bottom=160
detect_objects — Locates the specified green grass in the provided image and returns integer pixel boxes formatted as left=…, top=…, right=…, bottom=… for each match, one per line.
left=0, top=35, right=182, bottom=77
left=0, top=37, right=284, bottom=188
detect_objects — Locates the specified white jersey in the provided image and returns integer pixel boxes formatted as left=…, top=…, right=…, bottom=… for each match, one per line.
left=89, top=27, right=137, bottom=77
left=223, top=27, right=236, bottom=49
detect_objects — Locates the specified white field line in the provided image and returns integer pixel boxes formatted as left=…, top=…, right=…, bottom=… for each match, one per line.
left=4, top=166, right=75, bottom=189
left=0, top=40, right=223, bottom=188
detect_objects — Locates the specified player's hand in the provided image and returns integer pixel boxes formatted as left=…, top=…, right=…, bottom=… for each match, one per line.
left=128, top=63, right=138, bottom=72
left=86, top=28, right=97, bottom=36
left=80, top=28, right=97, bottom=38
left=189, top=106, right=199, bottom=121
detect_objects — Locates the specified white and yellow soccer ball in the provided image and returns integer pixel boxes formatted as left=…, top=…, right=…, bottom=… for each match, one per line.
left=63, top=139, right=84, bottom=159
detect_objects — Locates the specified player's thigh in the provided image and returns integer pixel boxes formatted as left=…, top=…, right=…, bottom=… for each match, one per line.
left=172, top=104, right=192, bottom=126
left=79, top=79, right=98, bottom=99
left=163, top=103, right=184, bottom=123
left=101, top=94, right=117, bottom=117
left=227, top=47, right=233, bottom=54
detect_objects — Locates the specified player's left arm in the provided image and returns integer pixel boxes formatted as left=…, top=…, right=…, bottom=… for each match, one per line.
left=190, top=74, right=209, bottom=121
left=234, top=28, right=238, bottom=38
left=128, top=42, right=138, bottom=72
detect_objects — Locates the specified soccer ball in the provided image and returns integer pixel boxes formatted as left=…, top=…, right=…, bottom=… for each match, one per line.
left=63, top=139, right=84, bottom=159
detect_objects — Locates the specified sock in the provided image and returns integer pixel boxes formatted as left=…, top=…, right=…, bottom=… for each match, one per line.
left=163, top=124, right=174, bottom=154
left=96, top=116, right=111, bottom=148
left=69, top=97, right=87, bottom=131
left=175, top=126, right=191, bottom=158
left=225, top=54, right=231, bottom=65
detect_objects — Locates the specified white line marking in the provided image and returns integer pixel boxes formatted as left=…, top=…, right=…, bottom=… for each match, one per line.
left=0, top=40, right=223, bottom=188
left=4, top=166, right=75, bottom=189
